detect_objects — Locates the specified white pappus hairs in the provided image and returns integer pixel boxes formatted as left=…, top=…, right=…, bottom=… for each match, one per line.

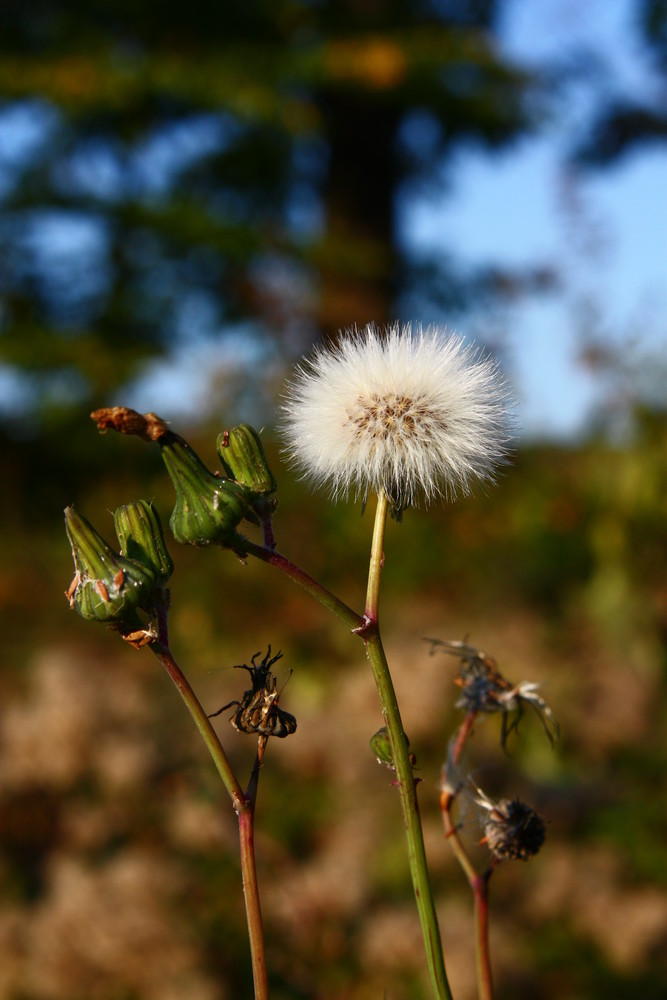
left=281, top=322, right=514, bottom=505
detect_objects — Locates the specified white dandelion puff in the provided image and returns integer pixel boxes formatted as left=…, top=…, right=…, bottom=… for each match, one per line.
left=281, top=323, right=514, bottom=505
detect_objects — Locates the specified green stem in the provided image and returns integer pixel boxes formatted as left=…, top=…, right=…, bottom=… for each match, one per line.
left=152, top=641, right=245, bottom=806
left=152, top=605, right=269, bottom=1000
left=364, top=493, right=453, bottom=1000
left=244, top=539, right=364, bottom=631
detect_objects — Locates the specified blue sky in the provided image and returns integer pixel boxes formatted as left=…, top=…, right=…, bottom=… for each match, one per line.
left=401, top=0, right=667, bottom=438
left=407, top=136, right=666, bottom=438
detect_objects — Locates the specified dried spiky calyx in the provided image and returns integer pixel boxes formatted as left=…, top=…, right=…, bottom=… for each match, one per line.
left=208, top=648, right=297, bottom=739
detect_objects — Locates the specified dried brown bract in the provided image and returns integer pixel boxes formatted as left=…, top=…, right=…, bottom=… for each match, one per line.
left=90, top=407, right=169, bottom=442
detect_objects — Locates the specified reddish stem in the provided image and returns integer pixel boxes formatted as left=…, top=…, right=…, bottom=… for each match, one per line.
left=472, top=871, right=494, bottom=1000
left=243, top=540, right=364, bottom=632
left=441, top=709, right=495, bottom=1000
left=452, top=710, right=477, bottom=764
left=238, top=805, right=269, bottom=1000
left=261, top=514, right=276, bottom=551
left=152, top=594, right=268, bottom=1000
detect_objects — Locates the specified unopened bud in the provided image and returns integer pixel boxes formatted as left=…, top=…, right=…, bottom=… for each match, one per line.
left=217, top=425, right=278, bottom=518
left=159, top=433, right=251, bottom=553
left=370, top=726, right=416, bottom=770
left=113, top=500, right=174, bottom=586
left=64, top=506, right=156, bottom=623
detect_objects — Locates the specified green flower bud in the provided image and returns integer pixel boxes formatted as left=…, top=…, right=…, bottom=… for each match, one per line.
left=64, top=506, right=156, bottom=623
left=370, top=726, right=416, bottom=770
left=216, top=425, right=278, bottom=518
left=370, top=727, right=394, bottom=767
left=159, top=433, right=251, bottom=552
left=113, top=500, right=174, bottom=586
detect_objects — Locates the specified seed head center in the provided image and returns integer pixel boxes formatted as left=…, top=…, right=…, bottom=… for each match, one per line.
left=347, top=391, right=441, bottom=447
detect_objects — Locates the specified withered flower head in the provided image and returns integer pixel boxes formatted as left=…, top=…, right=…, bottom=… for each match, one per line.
left=476, top=791, right=546, bottom=862
left=208, top=647, right=296, bottom=739
left=426, top=638, right=558, bottom=749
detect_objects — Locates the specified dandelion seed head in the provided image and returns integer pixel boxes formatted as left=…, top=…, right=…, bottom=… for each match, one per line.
left=281, top=323, right=513, bottom=505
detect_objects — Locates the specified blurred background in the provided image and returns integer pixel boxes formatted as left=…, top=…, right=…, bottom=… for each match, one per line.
left=0, top=1, right=665, bottom=998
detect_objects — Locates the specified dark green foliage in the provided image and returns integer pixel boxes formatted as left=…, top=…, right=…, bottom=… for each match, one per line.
left=0, top=1, right=539, bottom=441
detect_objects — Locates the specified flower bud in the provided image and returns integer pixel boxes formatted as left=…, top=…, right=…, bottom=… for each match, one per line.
left=159, top=433, right=251, bottom=552
left=216, top=425, right=278, bottom=518
left=113, top=500, right=174, bottom=586
left=64, top=506, right=156, bottom=623
left=370, top=726, right=416, bottom=770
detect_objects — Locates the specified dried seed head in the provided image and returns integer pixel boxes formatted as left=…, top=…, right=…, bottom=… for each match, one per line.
left=426, top=638, right=558, bottom=749
left=208, top=648, right=297, bottom=739
left=477, top=792, right=546, bottom=862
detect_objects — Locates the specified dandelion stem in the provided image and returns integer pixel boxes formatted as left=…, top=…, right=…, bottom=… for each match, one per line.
left=152, top=599, right=269, bottom=1000
left=364, top=490, right=387, bottom=620
left=246, top=736, right=269, bottom=805
left=153, top=599, right=244, bottom=806
left=364, top=493, right=453, bottom=1000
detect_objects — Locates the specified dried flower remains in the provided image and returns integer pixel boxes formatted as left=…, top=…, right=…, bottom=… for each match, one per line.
left=426, top=638, right=559, bottom=749
left=208, top=648, right=297, bottom=739
left=476, top=791, right=546, bottom=862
